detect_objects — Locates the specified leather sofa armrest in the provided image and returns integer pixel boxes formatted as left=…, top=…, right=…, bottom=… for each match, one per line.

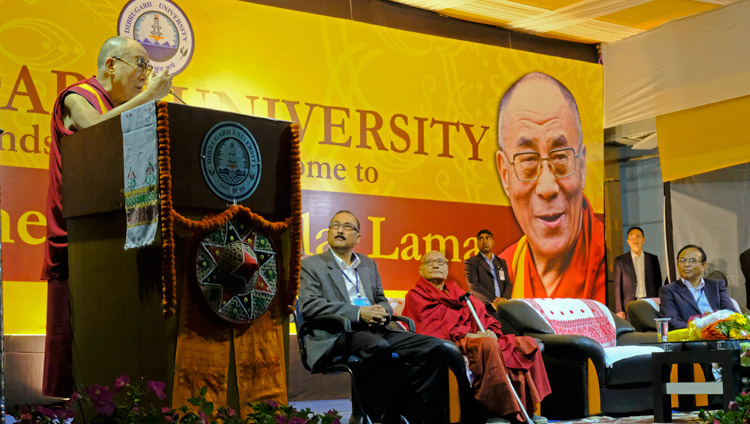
left=496, top=300, right=555, bottom=334
left=526, top=332, right=606, bottom=383
left=616, top=330, right=658, bottom=346
left=614, top=314, right=636, bottom=338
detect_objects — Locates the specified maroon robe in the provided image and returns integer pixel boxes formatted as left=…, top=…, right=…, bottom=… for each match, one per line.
left=500, top=195, right=605, bottom=303
left=403, top=277, right=551, bottom=418
left=42, top=76, right=114, bottom=397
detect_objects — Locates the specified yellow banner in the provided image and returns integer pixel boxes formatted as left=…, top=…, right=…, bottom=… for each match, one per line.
left=657, top=94, right=750, bottom=182
left=1, top=0, right=603, bottom=207
left=0, top=0, right=603, bottom=332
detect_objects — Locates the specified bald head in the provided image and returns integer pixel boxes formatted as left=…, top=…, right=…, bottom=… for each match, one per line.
left=419, top=250, right=449, bottom=285
left=97, top=36, right=136, bottom=69
left=494, top=71, right=588, bottom=264
left=497, top=72, right=582, bottom=151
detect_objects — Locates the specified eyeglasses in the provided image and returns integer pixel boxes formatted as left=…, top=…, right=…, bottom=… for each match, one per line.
left=423, top=259, right=448, bottom=267
left=112, top=56, right=153, bottom=74
left=329, top=222, right=359, bottom=232
left=677, top=258, right=703, bottom=264
left=503, top=147, right=580, bottom=182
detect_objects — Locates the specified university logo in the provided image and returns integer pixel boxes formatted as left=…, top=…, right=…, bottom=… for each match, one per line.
left=200, top=122, right=262, bottom=203
left=118, top=0, right=194, bottom=75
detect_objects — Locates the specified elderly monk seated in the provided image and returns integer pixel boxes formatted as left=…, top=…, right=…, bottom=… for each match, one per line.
left=403, top=250, right=551, bottom=424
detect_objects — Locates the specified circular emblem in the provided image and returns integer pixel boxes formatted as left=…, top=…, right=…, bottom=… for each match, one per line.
left=194, top=217, right=278, bottom=324
left=200, top=121, right=262, bottom=203
left=118, top=0, right=195, bottom=76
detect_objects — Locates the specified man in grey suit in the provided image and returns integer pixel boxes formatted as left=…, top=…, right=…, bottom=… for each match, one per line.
left=613, top=226, right=662, bottom=319
left=465, top=229, right=512, bottom=316
left=659, top=244, right=737, bottom=329
left=299, top=211, right=454, bottom=424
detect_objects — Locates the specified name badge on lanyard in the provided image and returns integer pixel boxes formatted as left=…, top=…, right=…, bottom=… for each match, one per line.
left=342, top=269, right=371, bottom=306
left=353, top=296, right=371, bottom=307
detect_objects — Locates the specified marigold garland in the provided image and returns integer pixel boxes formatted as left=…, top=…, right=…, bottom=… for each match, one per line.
left=156, top=102, right=302, bottom=317
left=157, top=102, right=176, bottom=316
left=285, top=123, right=303, bottom=314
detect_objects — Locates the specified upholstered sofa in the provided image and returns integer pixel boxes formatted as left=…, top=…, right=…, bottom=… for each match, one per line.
left=496, top=298, right=660, bottom=419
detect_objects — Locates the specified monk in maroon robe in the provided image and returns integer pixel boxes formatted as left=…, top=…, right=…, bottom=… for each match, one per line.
left=42, top=35, right=172, bottom=396
left=403, top=250, right=551, bottom=423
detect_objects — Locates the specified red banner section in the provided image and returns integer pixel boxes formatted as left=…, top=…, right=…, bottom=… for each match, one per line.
left=0, top=165, right=48, bottom=281
left=300, top=189, right=523, bottom=291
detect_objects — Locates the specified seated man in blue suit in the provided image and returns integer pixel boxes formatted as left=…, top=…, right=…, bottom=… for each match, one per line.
left=659, top=244, right=737, bottom=330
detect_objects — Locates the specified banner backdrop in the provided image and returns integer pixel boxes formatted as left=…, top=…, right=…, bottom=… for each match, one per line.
left=0, top=0, right=603, bottom=333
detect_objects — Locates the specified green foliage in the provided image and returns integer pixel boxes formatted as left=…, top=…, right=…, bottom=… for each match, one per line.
left=700, top=391, right=750, bottom=423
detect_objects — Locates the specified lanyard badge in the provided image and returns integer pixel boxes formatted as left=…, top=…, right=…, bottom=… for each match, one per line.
left=341, top=269, right=371, bottom=306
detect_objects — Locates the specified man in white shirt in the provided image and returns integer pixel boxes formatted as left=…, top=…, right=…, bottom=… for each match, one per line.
left=613, top=226, right=662, bottom=319
left=465, top=229, right=512, bottom=317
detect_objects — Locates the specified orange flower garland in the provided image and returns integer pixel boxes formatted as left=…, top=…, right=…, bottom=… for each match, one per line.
left=156, top=101, right=176, bottom=316
left=286, top=124, right=303, bottom=314
left=156, top=101, right=302, bottom=317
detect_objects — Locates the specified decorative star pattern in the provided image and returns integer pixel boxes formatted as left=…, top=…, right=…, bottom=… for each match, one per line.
left=193, top=217, right=278, bottom=323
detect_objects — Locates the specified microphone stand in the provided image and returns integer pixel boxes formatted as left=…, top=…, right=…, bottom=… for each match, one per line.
left=459, top=292, right=533, bottom=424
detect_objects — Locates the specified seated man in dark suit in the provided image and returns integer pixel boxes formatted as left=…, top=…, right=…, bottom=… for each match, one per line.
left=613, top=226, right=662, bottom=319
left=299, top=210, right=462, bottom=424
left=659, top=244, right=737, bottom=330
left=464, top=229, right=512, bottom=317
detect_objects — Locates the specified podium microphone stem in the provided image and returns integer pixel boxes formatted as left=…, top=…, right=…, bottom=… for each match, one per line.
left=170, top=91, right=187, bottom=105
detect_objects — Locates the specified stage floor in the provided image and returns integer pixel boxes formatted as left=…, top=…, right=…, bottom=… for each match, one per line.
left=289, top=399, right=706, bottom=423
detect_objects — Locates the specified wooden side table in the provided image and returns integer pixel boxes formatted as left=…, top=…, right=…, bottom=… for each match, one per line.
left=652, top=348, right=741, bottom=423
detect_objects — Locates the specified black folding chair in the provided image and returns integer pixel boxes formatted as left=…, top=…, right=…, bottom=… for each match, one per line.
left=293, top=300, right=415, bottom=424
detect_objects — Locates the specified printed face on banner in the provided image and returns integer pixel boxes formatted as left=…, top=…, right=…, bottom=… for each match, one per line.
left=497, top=75, right=586, bottom=262
left=494, top=73, right=603, bottom=302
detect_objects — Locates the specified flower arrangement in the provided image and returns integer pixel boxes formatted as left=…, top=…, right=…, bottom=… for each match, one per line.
left=700, top=391, right=750, bottom=423
left=687, top=310, right=750, bottom=340
left=13, top=375, right=341, bottom=424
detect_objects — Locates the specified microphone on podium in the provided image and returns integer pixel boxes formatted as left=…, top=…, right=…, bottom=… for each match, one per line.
left=170, top=90, right=187, bottom=105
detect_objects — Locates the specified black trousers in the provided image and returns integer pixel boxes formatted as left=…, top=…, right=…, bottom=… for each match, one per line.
left=333, top=326, right=453, bottom=424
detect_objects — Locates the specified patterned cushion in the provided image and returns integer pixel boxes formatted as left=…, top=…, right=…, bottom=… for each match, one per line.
left=521, top=299, right=617, bottom=348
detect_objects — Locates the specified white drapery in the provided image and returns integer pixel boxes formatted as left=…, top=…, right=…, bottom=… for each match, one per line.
left=670, top=163, right=750, bottom=306
left=602, top=0, right=750, bottom=128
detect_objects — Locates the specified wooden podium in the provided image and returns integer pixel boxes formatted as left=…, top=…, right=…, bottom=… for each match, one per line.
left=61, top=102, right=297, bottom=408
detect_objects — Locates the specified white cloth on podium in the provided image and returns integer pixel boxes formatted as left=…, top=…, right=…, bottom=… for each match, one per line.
left=122, top=101, right=159, bottom=249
